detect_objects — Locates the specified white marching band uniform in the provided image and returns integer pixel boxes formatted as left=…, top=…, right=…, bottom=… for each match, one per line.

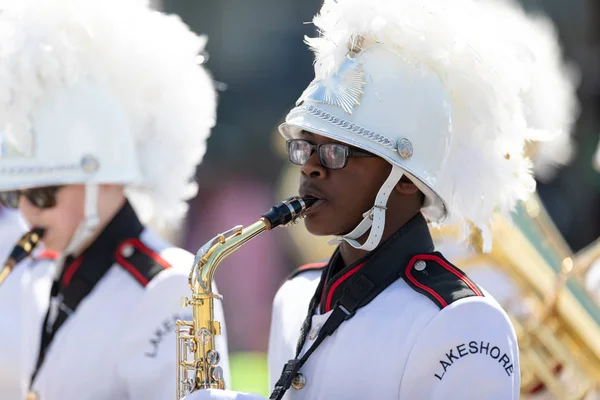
left=0, top=0, right=230, bottom=399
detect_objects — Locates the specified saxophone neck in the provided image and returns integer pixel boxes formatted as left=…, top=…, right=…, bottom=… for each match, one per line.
left=0, top=227, right=45, bottom=287
left=193, top=220, right=269, bottom=295
left=190, top=196, right=317, bottom=295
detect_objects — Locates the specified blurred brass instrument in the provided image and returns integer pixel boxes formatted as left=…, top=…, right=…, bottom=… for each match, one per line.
left=570, top=238, right=600, bottom=304
left=176, top=196, right=316, bottom=399
left=0, top=227, right=44, bottom=287
left=434, top=194, right=600, bottom=399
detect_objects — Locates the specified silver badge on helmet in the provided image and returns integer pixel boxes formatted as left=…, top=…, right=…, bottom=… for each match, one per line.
left=296, top=55, right=366, bottom=115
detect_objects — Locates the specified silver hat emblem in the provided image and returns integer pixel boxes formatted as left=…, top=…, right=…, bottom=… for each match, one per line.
left=397, top=138, right=413, bottom=160
left=80, top=155, right=100, bottom=173
left=297, top=56, right=366, bottom=115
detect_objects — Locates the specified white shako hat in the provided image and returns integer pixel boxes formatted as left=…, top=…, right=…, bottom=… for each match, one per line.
left=279, top=0, right=537, bottom=251
left=0, top=0, right=216, bottom=258
left=476, top=0, right=580, bottom=183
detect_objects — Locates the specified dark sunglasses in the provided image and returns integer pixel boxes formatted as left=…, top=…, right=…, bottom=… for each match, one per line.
left=0, top=186, right=62, bottom=209
left=286, top=139, right=375, bottom=170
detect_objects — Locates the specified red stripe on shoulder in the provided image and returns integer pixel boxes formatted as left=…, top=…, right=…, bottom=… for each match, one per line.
left=127, top=238, right=171, bottom=270
left=297, top=262, right=327, bottom=272
left=116, top=238, right=171, bottom=287
left=403, top=253, right=483, bottom=309
left=34, top=249, right=60, bottom=261
left=324, top=261, right=366, bottom=312
left=62, top=256, right=84, bottom=287
left=405, top=257, right=448, bottom=308
left=286, top=261, right=327, bottom=281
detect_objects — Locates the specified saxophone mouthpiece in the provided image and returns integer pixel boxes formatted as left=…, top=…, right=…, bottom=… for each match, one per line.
left=302, top=196, right=318, bottom=208
left=262, top=196, right=317, bottom=229
left=8, top=227, right=45, bottom=264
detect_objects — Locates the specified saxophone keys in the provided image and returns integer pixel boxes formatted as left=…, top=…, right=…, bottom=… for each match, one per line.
left=180, top=296, right=190, bottom=308
left=211, top=321, right=221, bottom=336
left=211, top=366, right=225, bottom=389
left=211, top=366, right=223, bottom=381
left=206, top=350, right=220, bottom=366
left=183, top=378, right=195, bottom=392
left=196, top=327, right=212, bottom=344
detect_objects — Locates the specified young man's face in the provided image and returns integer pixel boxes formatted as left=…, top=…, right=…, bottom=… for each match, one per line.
left=293, top=131, right=392, bottom=236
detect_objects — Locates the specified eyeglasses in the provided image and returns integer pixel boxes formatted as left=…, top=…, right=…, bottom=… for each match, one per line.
left=286, top=139, right=375, bottom=170
left=0, top=186, right=62, bottom=209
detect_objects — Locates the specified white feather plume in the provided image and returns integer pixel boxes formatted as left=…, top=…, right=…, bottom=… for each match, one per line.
left=306, top=0, right=537, bottom=243
left=475, top=0, right=580, bottom=183
left=0, top=0, right=216, bottom=227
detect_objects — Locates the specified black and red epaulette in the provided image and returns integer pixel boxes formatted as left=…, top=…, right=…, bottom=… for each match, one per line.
left=115, top=238, right=171, bottom=287
left=401, top=252, right=483, bottom=309
left=286, top=261, right=328, bottom=281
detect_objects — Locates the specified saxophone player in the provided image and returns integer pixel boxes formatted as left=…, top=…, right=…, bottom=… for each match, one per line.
left=187, top=0, right=545, bottom=398
left=0, top=0, right=230, bottom=399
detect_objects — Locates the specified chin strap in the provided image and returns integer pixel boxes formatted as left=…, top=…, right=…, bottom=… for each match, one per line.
left=328, top=165, right=404, bottom=251
left=53, top=184, right=100, bottom=279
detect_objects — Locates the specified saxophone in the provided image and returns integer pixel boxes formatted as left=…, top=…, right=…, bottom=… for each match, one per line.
left=176, top=196, right=316, bottom=399
left=0, top=227, right=45, bottom=287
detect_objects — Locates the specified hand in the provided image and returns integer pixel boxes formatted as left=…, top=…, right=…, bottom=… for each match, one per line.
left=183, top=389, right=268, bottom=400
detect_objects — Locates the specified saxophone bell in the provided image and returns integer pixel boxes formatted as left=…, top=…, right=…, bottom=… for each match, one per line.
left=0, top=227, right=45, bottom=287
left=176, top=196, right=315, bottom=399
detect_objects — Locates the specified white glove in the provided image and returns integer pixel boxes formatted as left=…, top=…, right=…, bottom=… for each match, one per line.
left=183, top=389, right=268, bottom=400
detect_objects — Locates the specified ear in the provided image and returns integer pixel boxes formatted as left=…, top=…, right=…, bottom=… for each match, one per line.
left=394, top=177, right=420, bottom=196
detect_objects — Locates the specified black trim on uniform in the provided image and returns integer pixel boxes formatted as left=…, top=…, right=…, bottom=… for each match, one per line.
left=318, top=212, right=434, bottom=313
left=115, top=238, right=171, bottom=286
left=402, top=252, right=483, bottom=309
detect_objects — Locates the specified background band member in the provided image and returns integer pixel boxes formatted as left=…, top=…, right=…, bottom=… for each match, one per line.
left=0, top=0, right=229, bottom=399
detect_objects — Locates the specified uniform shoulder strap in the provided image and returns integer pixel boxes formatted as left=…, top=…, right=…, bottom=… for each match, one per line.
left=401, top=252, right=483, bottom=309
left=115, top=238, right=171, bottom=287
left=286, top=261, right=328, bottom=281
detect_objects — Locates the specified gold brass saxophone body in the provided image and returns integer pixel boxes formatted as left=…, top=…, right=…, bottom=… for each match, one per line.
left=434, top=193, right=600, bottom=399
left=176, top=196, right=316, bottom=399
left=0, top=227, right=44, bottom=287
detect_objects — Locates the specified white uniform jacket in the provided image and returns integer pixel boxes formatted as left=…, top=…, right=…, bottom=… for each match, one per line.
left=0, top=201, right=230, bottom=400
left=0, top=207, right=26, bottom=256
left=436, top=236, right=600, bottom=400
left=268, top=213, right=520, bottom=400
